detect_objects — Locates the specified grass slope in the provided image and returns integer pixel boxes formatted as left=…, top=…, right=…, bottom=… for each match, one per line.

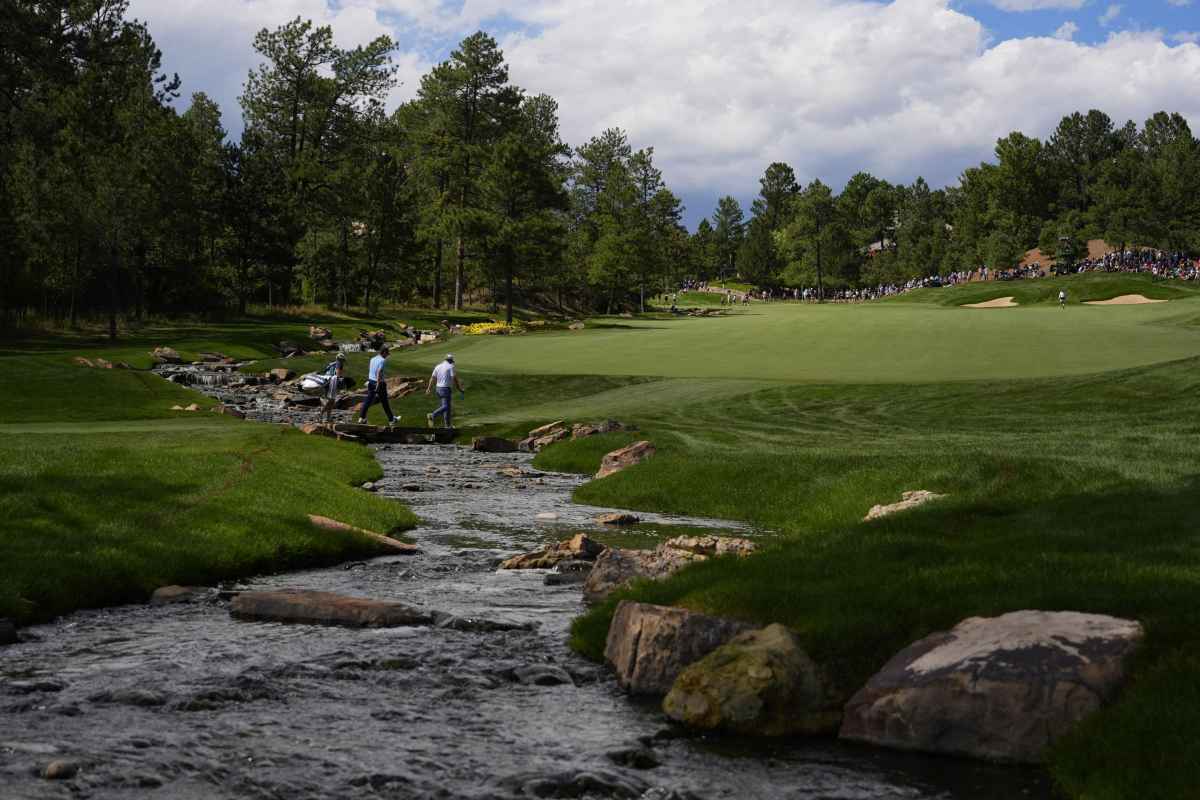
left=891, top=272, right=1200, bottom=307
left=0, top=315, right=427, bottom=623
left=546, top=359, right=1200, bottom=798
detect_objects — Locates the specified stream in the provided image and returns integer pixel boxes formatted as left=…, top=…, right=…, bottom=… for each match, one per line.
left=0, top=442, right=1053, bottom=799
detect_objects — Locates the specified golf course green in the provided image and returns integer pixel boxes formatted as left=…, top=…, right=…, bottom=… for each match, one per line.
left=394, top=288, right=1200, bottom=386
left=4, top=272, right=1200, bottom=798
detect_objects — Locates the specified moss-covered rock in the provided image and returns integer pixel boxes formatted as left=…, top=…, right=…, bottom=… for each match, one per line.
left=663, top=624, right=841, bottom=736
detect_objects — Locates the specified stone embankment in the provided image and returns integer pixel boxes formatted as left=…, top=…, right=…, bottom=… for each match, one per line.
left=600, top=601, right=1142, bottom=760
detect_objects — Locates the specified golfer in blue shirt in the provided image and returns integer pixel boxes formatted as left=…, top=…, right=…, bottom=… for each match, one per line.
left=357, top=345, right=399, bottom=426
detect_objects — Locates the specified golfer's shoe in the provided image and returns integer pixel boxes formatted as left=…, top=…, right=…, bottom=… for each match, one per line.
left=356, top=417, right=366, bottom=425
left=389, top=417, right=400, bottom=426
left=426, top=413, right=434, bottom=428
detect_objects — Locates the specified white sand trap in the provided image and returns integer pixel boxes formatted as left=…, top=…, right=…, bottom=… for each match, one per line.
left=1084, top=294, right=1168, bottom=306
left=962, top=296, right=1018, bottom=309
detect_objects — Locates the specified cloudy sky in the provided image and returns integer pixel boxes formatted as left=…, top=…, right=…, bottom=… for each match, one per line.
left=127, top=0, right=1200, bottom=229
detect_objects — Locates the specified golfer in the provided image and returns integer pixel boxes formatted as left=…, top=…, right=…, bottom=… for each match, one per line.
left=426, top=354, right=464, bottom=429
left=357, top=345, right=399, bottom=426
left=1059, top=289, right=1067, bottom=308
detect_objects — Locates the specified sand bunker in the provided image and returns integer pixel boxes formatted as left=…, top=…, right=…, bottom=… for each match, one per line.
left=1084, top=294, right=1168, bottom=306
left=962, top=296, right=1018, bottom=309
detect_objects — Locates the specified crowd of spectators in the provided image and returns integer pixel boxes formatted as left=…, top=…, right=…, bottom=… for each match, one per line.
left=672, top=247, right=1198, bottom=307
left=1073, top=249, right=1200, bottom=280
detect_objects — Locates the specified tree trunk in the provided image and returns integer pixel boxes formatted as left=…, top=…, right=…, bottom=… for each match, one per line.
left=816, top=242, right=824, bottom=304
left=505, top=265, right=514, bottom=325
left=69, top=248, right=80, bottom=328
left=108, top=241, right=119, bottom=340
left=433, top=239, right=444, bottom=308
left=134, top=239, right=146, bottom=322
left=454, top=236, right=465, bottom=310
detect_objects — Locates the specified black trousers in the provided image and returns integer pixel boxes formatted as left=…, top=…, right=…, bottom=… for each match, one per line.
left=358, top=379, right=394, bottom=421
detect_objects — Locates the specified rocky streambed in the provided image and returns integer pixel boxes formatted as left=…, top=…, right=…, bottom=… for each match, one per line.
left=0, top=443, right=1053, bottom=799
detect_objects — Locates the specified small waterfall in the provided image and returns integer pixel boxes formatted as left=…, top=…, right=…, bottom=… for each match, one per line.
left=193, top=371, right=239, bottom=387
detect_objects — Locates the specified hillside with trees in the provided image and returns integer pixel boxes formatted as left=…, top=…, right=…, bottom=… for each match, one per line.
left=709, top=111, right=1200, bottom=292
left=0, top=2, right=685, bottom=331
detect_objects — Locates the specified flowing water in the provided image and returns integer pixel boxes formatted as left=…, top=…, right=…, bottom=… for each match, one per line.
left=0, top=444, right=1053, bottom=799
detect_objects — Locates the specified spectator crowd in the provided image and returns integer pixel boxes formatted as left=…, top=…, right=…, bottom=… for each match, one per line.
left=669, top=247, right=1199, bottom=307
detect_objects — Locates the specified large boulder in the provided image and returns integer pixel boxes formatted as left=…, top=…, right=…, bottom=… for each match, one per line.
left=520, top=427, right=570, bottom=453
left=499, top=534, right=605, bottom=570
left=230, top=589, right=433, bottom=628
left=604, top=601, right=752, bottom=695
left=571, top=423, right=602, bottom=439
left=472, top=436, right=519, bottom=453
left=269, top=368, right=295, bottom=383
left=839, top=610, right=1144, bottom=763
left=528, top=420, right=566, bottom=438
left=864, top=490, right=945, bottom=521
left=596, top=441, right=655, bottom=479
left=151, top=346, right=182, bottom=364
left=663, top=624, right=841, bottom=736
left=275, top=340, right=305, bottom=357
left=664, top=535, right=757, bottom=558
left=596, top=512, right=639, bottom=526
left=582, top=535, right=757, bottom=603
left=386, top=379, right=418, bottom=399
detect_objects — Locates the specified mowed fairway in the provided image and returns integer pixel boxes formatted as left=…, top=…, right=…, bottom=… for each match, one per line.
left=421, top=298, right=1200, bottom=384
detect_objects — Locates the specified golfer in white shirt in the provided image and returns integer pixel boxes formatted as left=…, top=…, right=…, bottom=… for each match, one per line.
left=426, top=354, right=464, bottom=428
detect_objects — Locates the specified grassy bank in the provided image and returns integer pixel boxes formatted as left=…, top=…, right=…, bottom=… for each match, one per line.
left=460, top=277, right=1200, bottom=800
left=0, top=315, right=426, bottom=624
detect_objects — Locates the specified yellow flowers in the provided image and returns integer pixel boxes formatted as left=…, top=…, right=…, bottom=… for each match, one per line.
left=462, top=321, right=524, bottom=336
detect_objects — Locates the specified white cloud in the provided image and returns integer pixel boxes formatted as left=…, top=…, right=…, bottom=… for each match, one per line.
left=1054, top=20, right=1080, bottom=39
left=126, top=0, right=433, bottom=127
left=126, top=0, right=1200, bottom=222
left=1099, top=3, right=1122, bottom=25
left=988, top=0, right=1085, bottom=9
left=1167, top=0, right=1193, bottom=7
left=1173, top=31, right=1200, bottom=43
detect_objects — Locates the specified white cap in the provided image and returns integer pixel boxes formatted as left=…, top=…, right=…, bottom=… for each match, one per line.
left=446, top=353, right=455, bottom=361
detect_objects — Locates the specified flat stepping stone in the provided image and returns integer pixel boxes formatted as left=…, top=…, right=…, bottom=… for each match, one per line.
left=230, top=589, right=433, bottom=628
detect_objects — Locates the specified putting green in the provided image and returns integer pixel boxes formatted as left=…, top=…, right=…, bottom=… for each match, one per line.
left=420, top=300, right=1200, bottom=384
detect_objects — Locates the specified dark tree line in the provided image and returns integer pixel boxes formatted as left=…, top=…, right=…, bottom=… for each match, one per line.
left=1, top=2, right=686, bottom=331
left=5, top=3, right=1198, bottom=331
left=696, top=109, right=1200, bottom=293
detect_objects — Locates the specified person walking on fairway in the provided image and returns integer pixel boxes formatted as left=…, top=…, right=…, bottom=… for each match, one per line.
left=426, top=354, right=464, bottom=429
left=357, top=345, right=399, bottom=426
left=1059, top=289, right=1067, bottom=309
